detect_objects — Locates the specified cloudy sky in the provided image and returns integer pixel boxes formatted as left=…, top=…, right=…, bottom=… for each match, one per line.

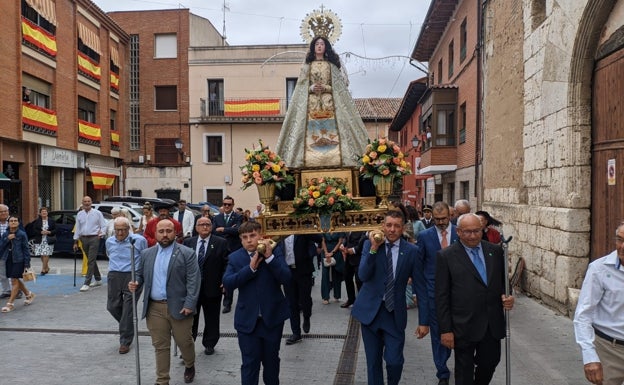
left=92, top=0, right=431, bottom=98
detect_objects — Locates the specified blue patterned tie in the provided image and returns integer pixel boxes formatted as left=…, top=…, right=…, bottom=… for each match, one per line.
left=197, top=240, right=206, bottom=271
left=470, top=247, right=487, bottom=284
left=384, top=242, right=395, bottom=312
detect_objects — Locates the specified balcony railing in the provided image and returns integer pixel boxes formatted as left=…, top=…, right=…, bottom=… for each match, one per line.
left=200, top=97, right=289, bottom=119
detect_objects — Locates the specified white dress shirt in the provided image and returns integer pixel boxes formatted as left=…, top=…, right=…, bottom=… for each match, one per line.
left=573, top=250, right=624, bottom=364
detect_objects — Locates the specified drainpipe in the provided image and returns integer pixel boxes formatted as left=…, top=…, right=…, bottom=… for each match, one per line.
left=475, top=0, right=487, bottom=208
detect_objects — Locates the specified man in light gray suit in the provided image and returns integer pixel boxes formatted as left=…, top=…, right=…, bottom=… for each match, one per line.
left=129, top=219, right=201, bottom=385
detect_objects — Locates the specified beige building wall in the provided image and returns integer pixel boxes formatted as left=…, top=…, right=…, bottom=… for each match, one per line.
left=482, top=0, right=624, bottom=314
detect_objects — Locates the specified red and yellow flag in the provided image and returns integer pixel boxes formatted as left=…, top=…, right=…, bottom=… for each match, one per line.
left=110, top=72, right=119, bottom=91
left=111, top=131, right=120, bottom=147
left=78, top=120, right=101, bottom=142
left=21, top=17, right=57, bottom=57
left=78, top=52, right=101, bottom=80
left=91, top=172, right=115, bottom=189
left=22, top=102, right=58, bottom=132
left=224, top=99, right=280, bottom=116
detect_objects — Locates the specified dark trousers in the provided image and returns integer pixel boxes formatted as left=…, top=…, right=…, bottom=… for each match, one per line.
left=107, top=271, right=141, bottom=346
left=321, top=265, right=343, bottom=300
left=284, top=270, right=313, bottom=335
left=454, top=328, right=501, bottom=385
left=343, top=262, right=362, bottom=303
left=238, top=318, right=284, bottom=385
left=223, top=289, right=234, bottom=308
left=192, top=295, right=221, bottom=349
left=81, top=236, right=101, bottom=284
left=360, top=306, right=405, bottom=385
left=428, top=297, right=451, bottom=379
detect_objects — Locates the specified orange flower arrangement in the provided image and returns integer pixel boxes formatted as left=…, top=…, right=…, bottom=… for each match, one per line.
left=359, top=137, right=412, bottom=183
left=241, top=139, right=294, bottom=190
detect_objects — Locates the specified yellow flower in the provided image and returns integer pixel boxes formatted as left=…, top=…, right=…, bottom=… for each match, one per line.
left=362, top=155, right=371, bottom=164
left=377, top=144, right=387, bottom=153
left=252, top=164, right=260, bottom=172
left=271, top=164, right=281, bottom=173
left=400, top=160, right=407, bottom=168
left=312, top=191, right=321, bottom=198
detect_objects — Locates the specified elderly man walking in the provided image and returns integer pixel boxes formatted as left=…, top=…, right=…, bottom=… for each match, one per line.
left=105, top=217, right=147, bottom=354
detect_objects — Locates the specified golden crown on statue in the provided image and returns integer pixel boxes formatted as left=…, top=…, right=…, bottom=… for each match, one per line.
left=300, top=6, right=342, bottom=44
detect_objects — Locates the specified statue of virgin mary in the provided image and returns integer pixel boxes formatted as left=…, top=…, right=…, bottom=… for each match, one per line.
left=276, top=8, right=368, bottom=169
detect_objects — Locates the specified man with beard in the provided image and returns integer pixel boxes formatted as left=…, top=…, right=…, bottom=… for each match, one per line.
left=129, top=219, right=200, bottom=384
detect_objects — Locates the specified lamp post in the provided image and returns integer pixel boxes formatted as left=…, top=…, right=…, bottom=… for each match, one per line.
left=174, top=138, right=184, bottom=162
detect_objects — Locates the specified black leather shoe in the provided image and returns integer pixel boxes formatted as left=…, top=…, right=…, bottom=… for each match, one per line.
left=285, top=334, right=302, bottom=345
left=302, top=317, right=310, bottom=334
left=222, top=306, right=231, bottom=314
left=204, top=346, right=215, bottom=355
left=438, top=378, right=449, bottom=385
left=184, top=365, right=195, bottom=383
left=340, top=301, right=353, bottom=308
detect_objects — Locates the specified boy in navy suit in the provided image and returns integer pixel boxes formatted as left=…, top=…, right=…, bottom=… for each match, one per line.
left=223, top=221, right=291, bottom=385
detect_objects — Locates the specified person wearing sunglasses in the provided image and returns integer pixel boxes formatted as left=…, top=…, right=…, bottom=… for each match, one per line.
left=212, top=196, right=243, bottom=313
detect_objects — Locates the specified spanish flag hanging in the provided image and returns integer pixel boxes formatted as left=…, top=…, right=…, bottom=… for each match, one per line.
left=22, top=102, right=58, bottom=132
left=90, top=172, right=115, bottom=189
left=78, top=52, right=101, bottom=80
left=111, top=131, right=120, bottom=147
left=110, top=72, right=120, bottom=91
left=78, top=120, right=101, bottom=142
left=21, top=17, right=57, bottom=57
left=224, top=99, right=280, bottom=116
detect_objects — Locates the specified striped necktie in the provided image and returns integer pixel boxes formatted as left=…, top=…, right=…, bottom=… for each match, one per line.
left=384, top=242, right=395, bottom=312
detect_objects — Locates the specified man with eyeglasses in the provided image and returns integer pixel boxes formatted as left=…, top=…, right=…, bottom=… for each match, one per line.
left=435, top=213, right=514, bottom=385
left=184, top=217, right=228, bottom=355
left=105, top=217, right=147, bottom=354
left=574, top=223, right=624, bottom=385
left=212, top=195, right=243, bottom=313
left=415, top=201, right=459, bottom=385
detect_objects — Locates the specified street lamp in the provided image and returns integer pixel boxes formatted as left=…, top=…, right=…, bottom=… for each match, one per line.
left=411, top=135, right=420, bottom=149
left=174, top=138, right=183, bottom=153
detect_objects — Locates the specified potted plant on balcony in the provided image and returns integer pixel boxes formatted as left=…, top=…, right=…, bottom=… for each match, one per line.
left=241, top=139, right=294, bottom=216
left=292, top=177, right=361, bottom=232
left=359, top=137, right=412, bottom=209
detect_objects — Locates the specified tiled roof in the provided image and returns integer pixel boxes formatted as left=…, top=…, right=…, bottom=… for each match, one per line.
left=354, top=98, right=403, bottom=120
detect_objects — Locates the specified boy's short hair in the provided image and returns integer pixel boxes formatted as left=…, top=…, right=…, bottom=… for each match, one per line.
left=239, top=221, right=261, bottom=234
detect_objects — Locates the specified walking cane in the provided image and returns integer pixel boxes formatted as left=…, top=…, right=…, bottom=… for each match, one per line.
left=502, top=235, right=513, bottom=385
left=73, top=248, right=78, bottom=287
left=129, top=237, right=142, bottom=385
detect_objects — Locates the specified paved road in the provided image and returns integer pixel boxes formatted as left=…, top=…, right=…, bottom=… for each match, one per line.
left=0, top=256, right=587, bottom=385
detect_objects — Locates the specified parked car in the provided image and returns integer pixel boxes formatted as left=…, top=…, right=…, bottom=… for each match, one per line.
left=90, top=203, right=142, bottom=229
left=46, top=210, right=111, bottom=257
left=103, top=196, right=176, bottom=206
left=187, top=202, right=220, bottom=216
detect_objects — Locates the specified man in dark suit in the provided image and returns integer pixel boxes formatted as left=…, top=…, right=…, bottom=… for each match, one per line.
left=421, top=205, right=435, bottom=228
left=129, top=219, right=201, bottom=385
left=223, top=221, right=291, bottom=385
left=212, top=195, right=243, bottom=313
left=338, top=231, right=366, bottom=308
left=351, top=210, right=430, bottom=385
left=183, top=216, right=229, bottom=355
left=415, top=201, right=459, bottom=385
left=277, top=234, right=322, bottom=345
left=435, top=213, right=514, bottom=385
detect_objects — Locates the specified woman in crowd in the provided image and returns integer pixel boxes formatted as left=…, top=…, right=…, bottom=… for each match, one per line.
left=475, top=210, right=503, bottom=244
left=321, top=231, right=345, bottom=304
left=137, top=202, right=155, bottom=234
left=275, top=35, right=368, bottom=169
left=31, top=207, right=56, bottom=275
left=406, top=205, right=426, bottom=241
left=1, top=216, right=36, bottom=312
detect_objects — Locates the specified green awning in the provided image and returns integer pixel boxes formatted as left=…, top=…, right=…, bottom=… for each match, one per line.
left=0, top=172, right=11, bottom=189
